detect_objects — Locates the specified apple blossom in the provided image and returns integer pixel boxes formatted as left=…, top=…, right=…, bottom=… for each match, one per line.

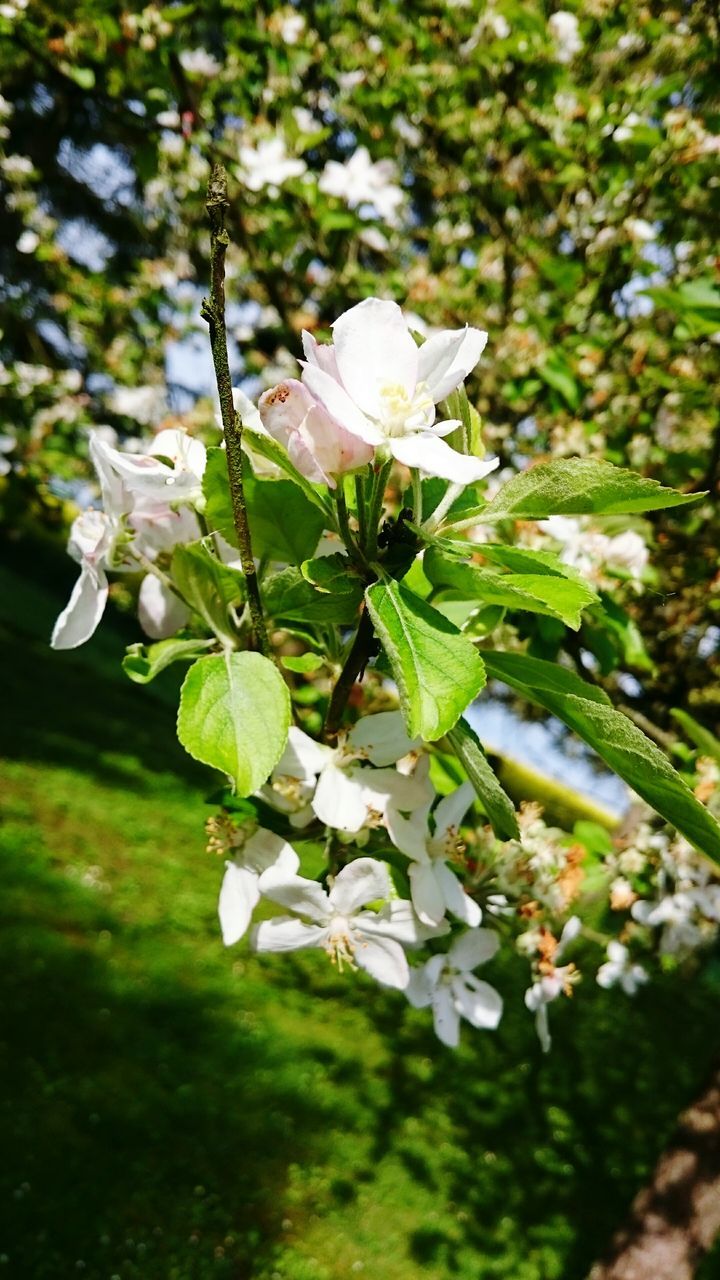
left=596, top=941, right=648, bottom=995
left=385, top=782, right=482, bottom=927
left=218, top=830, right=300, bottom=946
left=318, top=147, right=404, bottom=225
left=406, top=928, right=503, bottom=1048
left=254, top=857, right=417, bottom=988
left=524, top=916, right=581, bottom=1052
left=238, top=136, right=306, bottom=194
left=300, top=298, right=498, bottom=484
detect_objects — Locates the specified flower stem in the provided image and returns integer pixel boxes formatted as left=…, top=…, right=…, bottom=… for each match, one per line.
left=366, top=457, right=393, bottom=560
left=201, top=163, right=270, bottom=657
left=421, top=480, right=464, bottom=535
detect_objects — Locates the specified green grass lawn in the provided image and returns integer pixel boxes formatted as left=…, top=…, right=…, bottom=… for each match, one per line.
left=2, top=544, right=720, bottom=1280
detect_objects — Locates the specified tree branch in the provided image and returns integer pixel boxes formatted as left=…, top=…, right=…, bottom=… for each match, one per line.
left=201, top=164, right=269, bottom=657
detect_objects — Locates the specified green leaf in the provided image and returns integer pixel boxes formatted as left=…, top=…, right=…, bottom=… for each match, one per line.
left=281, top=652, right=324, bottom=673
left=483, top=651, right=720, bottom=863
left=177, top=653, right=291, bottom=795
left=365, top=580, right=486, bottom=741
left=122, top=637, right=214, bottom=684
left=472, top=543, right=589, bottom=585
left=670, top=709, right=720, bottom=765
left=171, top=541, right=243, bottom=644
left=447, top=717, right=519, bottom=840
left=424, top=550, right=597, bottom=630
left=476, top=459, right=703, bottom=522
left=537, top=352, right=581, bottom=410
left=202, top=449, right=326, bottom=565
left=263, top=566, right=361, bottom=625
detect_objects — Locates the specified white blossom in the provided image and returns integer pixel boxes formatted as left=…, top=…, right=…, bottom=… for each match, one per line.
left=524, top=916, right=581, bottom=1052
left=407, top=928, right=503, bottom=1047
left=386, top=783, right=482, bottom=927
left=255, top=857, right=427, bottom=989
left=597, top=941, right=648, bottom=995
left=548, top=11, right=583, bottom=62
left=300, top=298, right=498, bottom=485
left=238, top=136, right=306, bottom=193
left=319, top=147, right=404, bottom=225
left=219, top=831, right=300, bottom=946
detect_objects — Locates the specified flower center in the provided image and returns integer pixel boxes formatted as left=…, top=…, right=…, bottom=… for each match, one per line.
left=378, top=380, right=434, bottom=437
left=324, top=915, right=358, bottom=972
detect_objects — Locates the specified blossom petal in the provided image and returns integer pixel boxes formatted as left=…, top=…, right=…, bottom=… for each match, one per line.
left=51, top=563, right=108, bottom=650
left=275, top=726, right=331, bottom=782
left=346, top=710, right=420, bottom=767
left=301, top=362, right=383, bottom=446
left=218, top=862, right=260, bottom=946
left=362, top=899, right=450, bottom=945
left=417, top=326, right=488, bottom=402
left=405, top=963, right=434, bottom=1008
left=361, top=767, right=432, bottom=819
left=389, top=433, right=500, bottom=484
left=257, top=870, right=330, bottom=922
left=301, top=330, right=341, bottom=381
left=434, top=782, right=476, bottom=842
left=137, top=573, right=190, bottom=640
left=409, top=863, right=447, bottom=926
left=253, top=916, right=327, bottom=952
left=354, top=932, right=409, bottom=989
left=331, top=298, right=418, bottom=418
left=452, top=975, right=503, bottom=1029
left=434, top=862, right=482, bottom=927
left=243, top=829, right=300, bottom=876
left=449, top=926, right=499, bottom=972
left=384, top=806, right=432, bottom=863
left=432, top=985, right=461, bottom=1048
left=329, top=857, right=391, bottom=915
left=313, top=761, right=371, bottom=833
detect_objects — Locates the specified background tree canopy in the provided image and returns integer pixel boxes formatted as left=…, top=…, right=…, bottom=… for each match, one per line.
left=1, top=0, right=719, bottom=717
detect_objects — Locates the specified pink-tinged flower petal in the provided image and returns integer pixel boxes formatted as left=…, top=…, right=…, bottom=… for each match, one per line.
left=253, top=916, right=327, bottom=952
left=331, top=298, right=418, bottom=417
left=259, top=379, right=316, bottom=448
left=452, top=975, right=503, bottom=1029
left=302, top=330, right=341, bottom=381
left=417, top=327, right=488, bottom=402
left=301, top=361, right=383, bottom=445
left=435, top=862, right=482, bottom=927
left=257, top=870, right=330, bottom=922
left=218, top=862, right=260, bottom=946
left=390, top=433, right=500, bottom=484
left=299, top=404, right=374, bottom=480
left=354, top=933, right=409, bottom=989
left=312, top=761, right=370, bottom=833
left=449, top=927, right=499, bottom=973
left=329, top=857, right=391, bottom=915
left=431, top=984, right=461, bottom=1047
left=51, top=563, right=108, bottom=650
left=409, top=863, right=447, bottom=926
left=137, top=573, right=190, bottom=640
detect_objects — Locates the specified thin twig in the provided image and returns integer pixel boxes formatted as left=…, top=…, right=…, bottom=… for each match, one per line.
left=324, top=607, right=376, bottom=740
left=201, top=164, right=270, bottom=657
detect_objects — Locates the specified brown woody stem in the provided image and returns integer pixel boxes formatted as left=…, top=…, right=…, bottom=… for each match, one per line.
left=201, top=164, right=269, bottom=657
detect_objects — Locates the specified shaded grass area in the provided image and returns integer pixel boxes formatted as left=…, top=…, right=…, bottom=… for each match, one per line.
left=2, top=547, right=720, bottom=1279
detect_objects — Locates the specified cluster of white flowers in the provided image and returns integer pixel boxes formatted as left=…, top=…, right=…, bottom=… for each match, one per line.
left=215, top=710, right=505, bottom=1048
left=548, top=11, right=583, bottom=63
left=50, top=427, right=207, bottom=650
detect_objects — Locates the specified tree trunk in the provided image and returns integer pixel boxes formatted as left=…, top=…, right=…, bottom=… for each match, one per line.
left=587, top=1060, right=720, bottom=1280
